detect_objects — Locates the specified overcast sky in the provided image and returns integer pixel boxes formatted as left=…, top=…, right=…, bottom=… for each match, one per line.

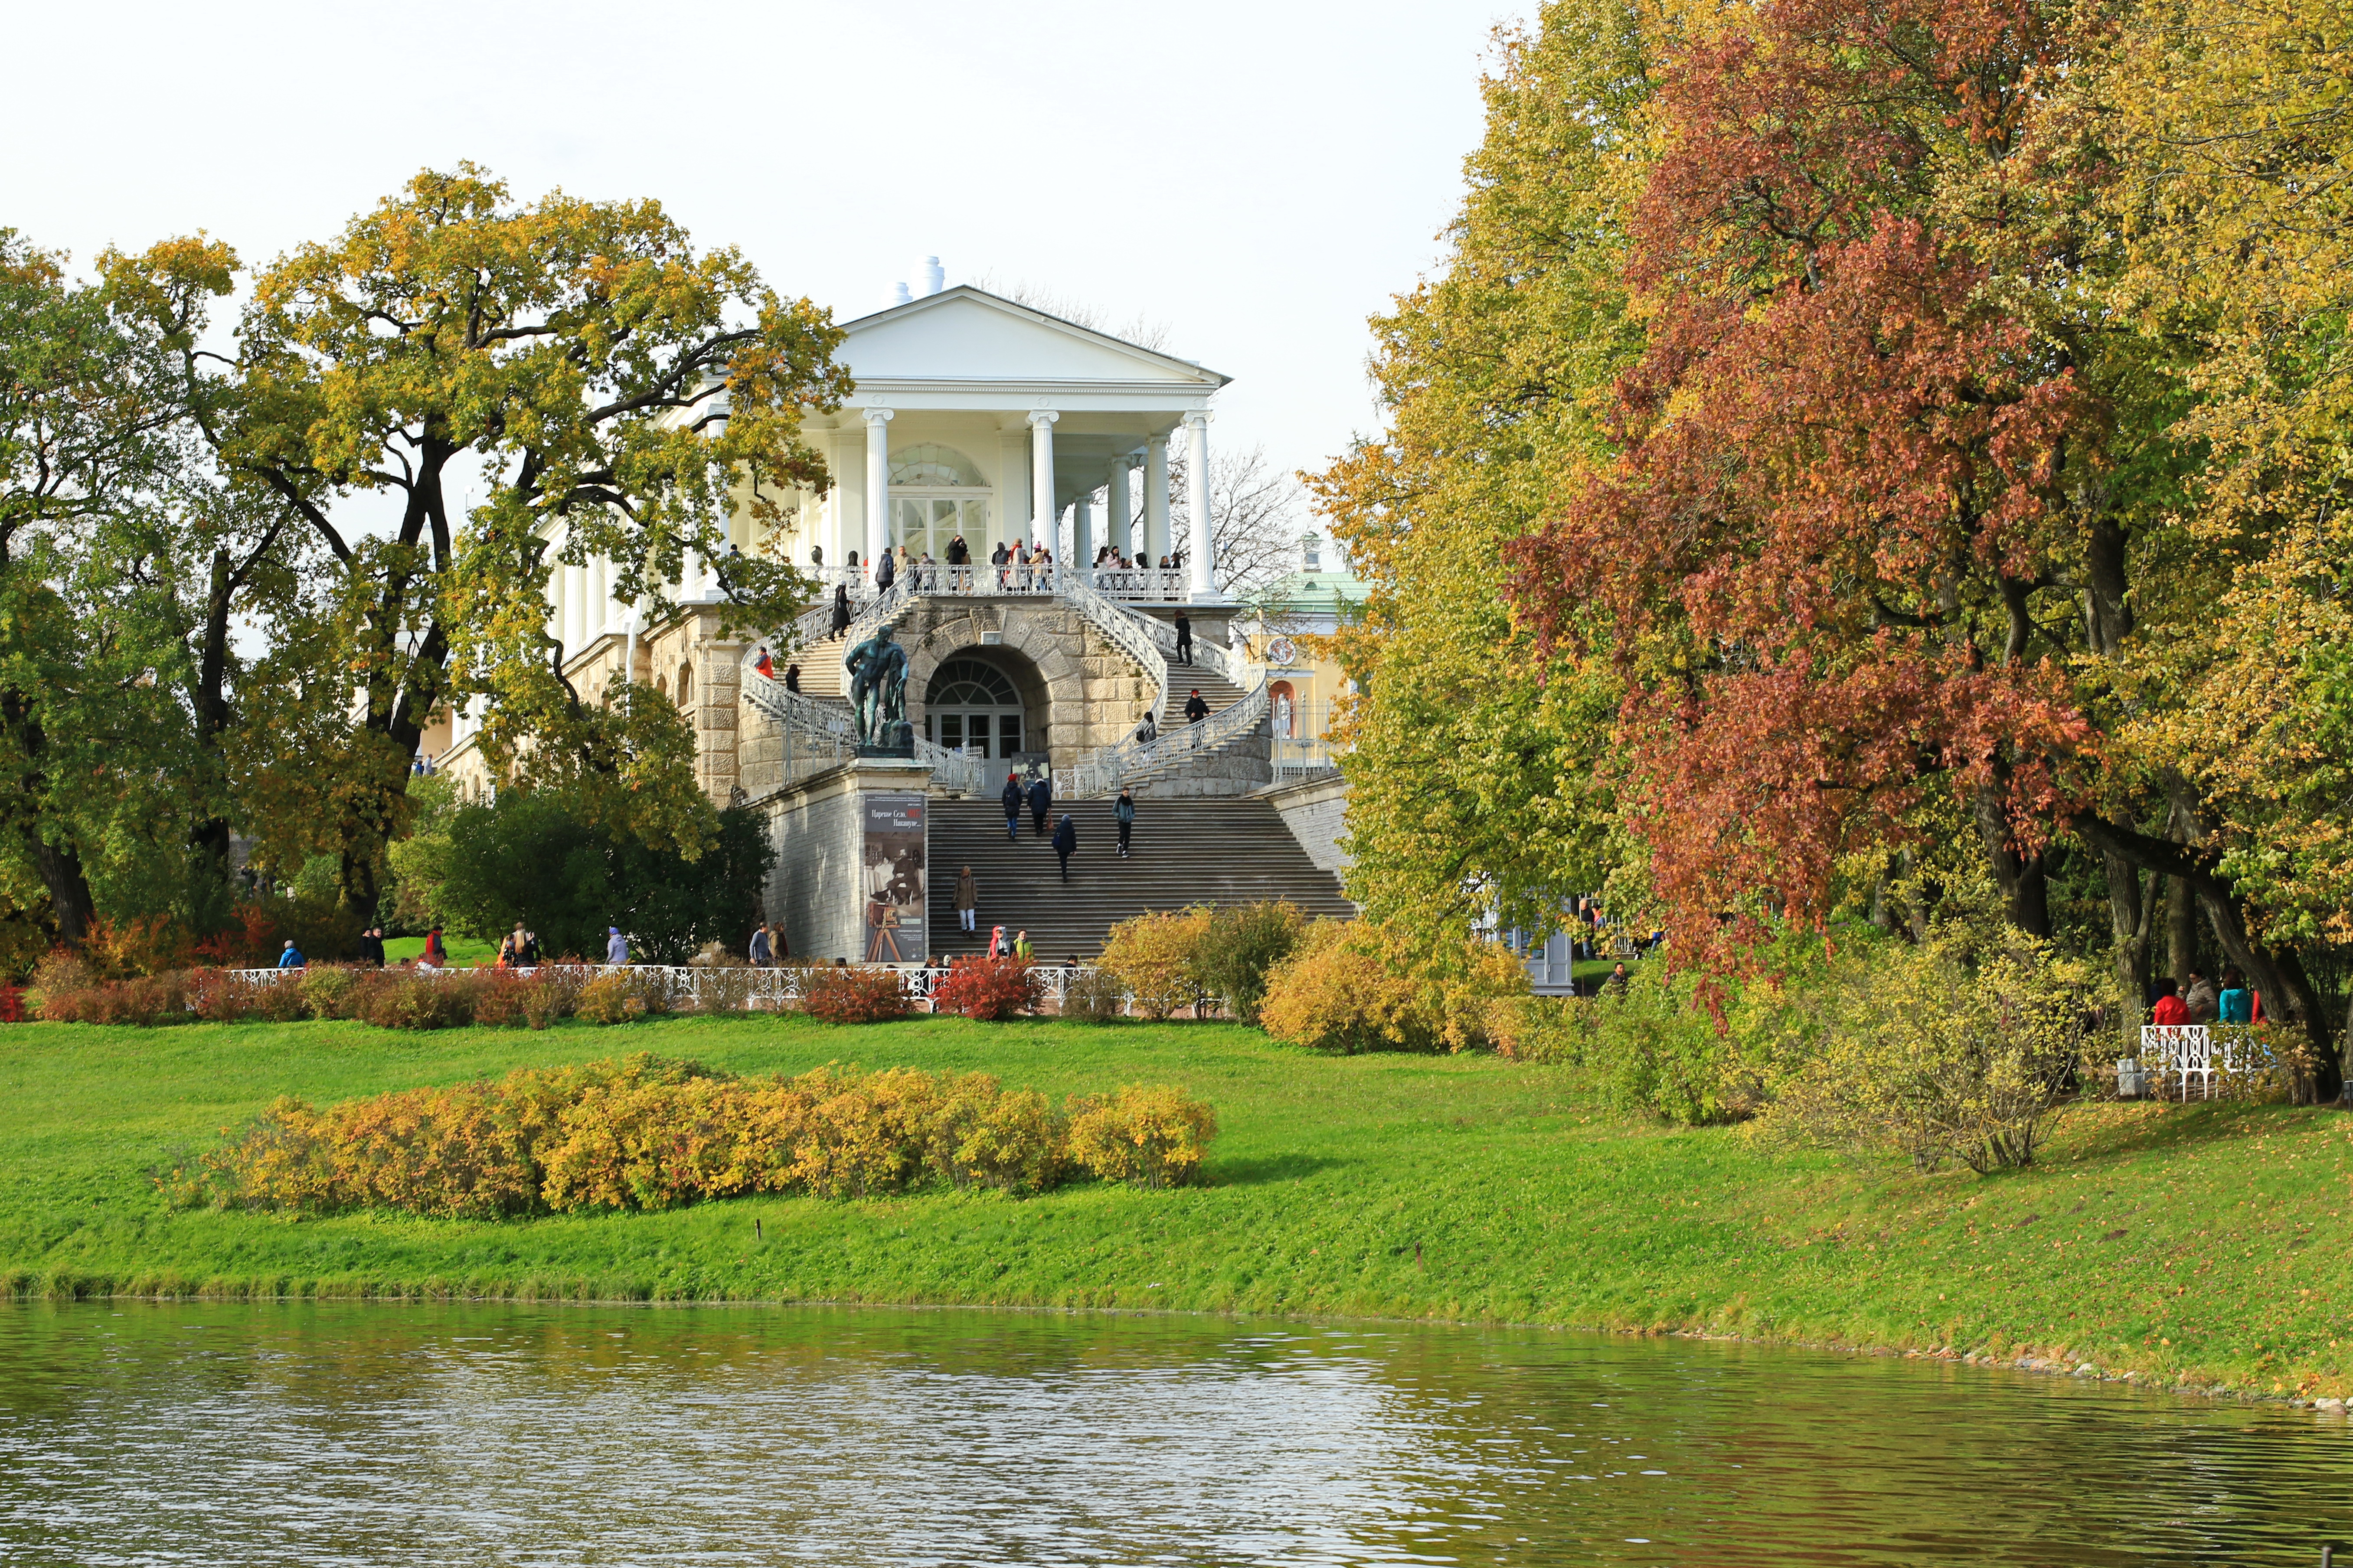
left=7, top=0, right=1526, bottom=519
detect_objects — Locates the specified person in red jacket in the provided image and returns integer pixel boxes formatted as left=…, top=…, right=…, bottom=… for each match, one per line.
left=2150, top=977, right=2190, bottom=1027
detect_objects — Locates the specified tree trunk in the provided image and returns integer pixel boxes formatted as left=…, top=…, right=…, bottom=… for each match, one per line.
left=187, top=547, right=237, bottom=899
left=2167, top=875, right=2198, bottom=986
left=2102, top=850, right=2155, bottom=1027
left=33, top=836, right=95, bottom=950
left=1972, top=781, right=2051, bottom=938
left=0, top=687, right=97, bottom=950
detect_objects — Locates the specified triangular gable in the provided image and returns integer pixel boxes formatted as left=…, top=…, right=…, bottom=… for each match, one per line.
left=837, top=287, right=1230, bottom=387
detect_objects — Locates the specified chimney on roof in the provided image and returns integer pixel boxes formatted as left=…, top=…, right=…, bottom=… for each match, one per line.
left=919, top=256, right=944, bottom=296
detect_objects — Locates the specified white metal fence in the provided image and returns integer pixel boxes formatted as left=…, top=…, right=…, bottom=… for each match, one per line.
left=2128, top=1023, right=2269, bottom=1101
left=231, top=962, right=1095, bottom=1013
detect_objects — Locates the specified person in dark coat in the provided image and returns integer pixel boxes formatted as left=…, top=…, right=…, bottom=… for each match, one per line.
left=1000, top=772, right=1023, bottom=842
left=1173, top=609, right=1193, bottom=665
left=1028, top=773, right=1052, bottom=837
left=1114, top=789, right=1135, bottom=858
left=357, top=926, right=387, bottom=967
left=784, top=662, right=802, bottom=693
left=1184, top=689, right=1209, bottom=723
left=1052, top=813, right=1076, bottom=882
left=874, top=548, right=896, bottom=591
left=830, top=584, right=852, bottom=637
left=948, top=534, right=969, bottom=565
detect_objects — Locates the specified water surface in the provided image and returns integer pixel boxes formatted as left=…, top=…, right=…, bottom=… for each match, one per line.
left=1, top=1303, right=2346, bottom=1565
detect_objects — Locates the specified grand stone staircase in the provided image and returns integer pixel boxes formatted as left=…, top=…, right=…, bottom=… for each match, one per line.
left=921, top=796, right=1353, bottom=961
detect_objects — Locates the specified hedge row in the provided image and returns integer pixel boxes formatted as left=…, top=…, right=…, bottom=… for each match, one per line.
left=158, top=1055, right=1217, bottom=1217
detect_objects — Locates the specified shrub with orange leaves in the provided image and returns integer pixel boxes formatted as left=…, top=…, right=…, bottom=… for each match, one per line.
left=928, top=954, right=1041, bottom=1021
left=175, top=1055, right=1210, bottom=1216
left=800, top=965, right=910, bottom=1024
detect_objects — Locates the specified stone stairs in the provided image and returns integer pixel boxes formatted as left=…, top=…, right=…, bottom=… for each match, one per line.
left=921, top=796, right=1353, bottom=962
left=1154, top=664, right=1247, bottom=730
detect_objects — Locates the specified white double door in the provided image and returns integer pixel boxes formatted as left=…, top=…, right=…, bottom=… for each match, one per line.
left=930, top=708, right=1023, bottom=759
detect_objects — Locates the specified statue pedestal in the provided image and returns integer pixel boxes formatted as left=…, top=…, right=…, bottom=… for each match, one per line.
left=765, top=756, right=935, bottom=965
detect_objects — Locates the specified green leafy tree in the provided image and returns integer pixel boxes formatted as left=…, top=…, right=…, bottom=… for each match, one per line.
left=126, top=165, right=851, bottom=910
left=1304, top=0, right=1658, bottom=940
left=408, top=787, right=774, bottom=964
left=0, top=231, right=218, bottom=947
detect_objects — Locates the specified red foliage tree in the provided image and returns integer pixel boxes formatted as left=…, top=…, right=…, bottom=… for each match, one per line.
left=1509, top=0, right=2111, bottom=964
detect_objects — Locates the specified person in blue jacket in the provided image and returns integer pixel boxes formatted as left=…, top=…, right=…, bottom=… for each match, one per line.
left=1052, top=813, right=1076, bottom=882
left=275, top=941, right=305, bottom=969
left=1000, top=772, right=1022, bottom=842
left=1114, top=788, right=1136, bottom=858
left=2217, top=968, right=2256, bottom=1024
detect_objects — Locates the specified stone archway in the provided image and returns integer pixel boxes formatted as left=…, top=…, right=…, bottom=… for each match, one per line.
left=900, top=598, right=1148, bottom=771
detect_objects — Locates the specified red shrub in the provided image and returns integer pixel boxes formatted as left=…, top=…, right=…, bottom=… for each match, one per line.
left=799, top=965, right=911, bottom=1024
left=190, top=903, right=279, bottom=969
left=928, top=955, right=1042, bottom=1021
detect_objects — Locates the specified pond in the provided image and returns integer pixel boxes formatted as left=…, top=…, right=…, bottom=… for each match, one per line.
left=0, top=1303, right=2344, bottom=1565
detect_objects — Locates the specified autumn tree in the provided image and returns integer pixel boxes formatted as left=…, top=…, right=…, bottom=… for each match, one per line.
left=127, top=166, right=851, bottom=911
left=1305, top=0, right=1658, bottom=935
left=1503, top=0, right=2343, bottom=1085
left=2087, top=0, right=2353, bottom=1000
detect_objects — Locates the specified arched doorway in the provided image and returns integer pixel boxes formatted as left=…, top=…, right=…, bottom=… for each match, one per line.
left=924, top=656, right=1026, bottom=760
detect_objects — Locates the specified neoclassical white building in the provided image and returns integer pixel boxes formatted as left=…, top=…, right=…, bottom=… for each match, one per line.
left=428, top=274, right=1357, bottom=960
left=434, top=280, right=1250, bottom=802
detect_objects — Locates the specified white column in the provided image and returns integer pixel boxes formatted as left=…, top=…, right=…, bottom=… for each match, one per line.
left=1073, top=495, right=1093, bottom=572
left=564, top=561, right=585, bottom=654
left=1144, top=434, right=1170, bottom=570
left=589, top=555, right=608, bottom=638
left=1108, top=458, right=1133, bottom=559
left=834, top=431, right=861, bottom=569
left=1184, top=411, right=1213, bottom=597
left=863, top=408, right=894, bottom=571
left=1027, top=410, right=1059, bottom=546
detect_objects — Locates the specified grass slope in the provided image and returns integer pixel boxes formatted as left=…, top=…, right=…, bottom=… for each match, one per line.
left=2, top=1014, right=2346, bottom=1397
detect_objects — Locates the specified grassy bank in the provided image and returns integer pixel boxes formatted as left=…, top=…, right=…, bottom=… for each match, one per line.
left=3, top=1014, right=2346, bottom=1397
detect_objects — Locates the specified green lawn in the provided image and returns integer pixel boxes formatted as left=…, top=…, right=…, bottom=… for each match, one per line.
left=2, top=1013, right=2346, bottom=1398
left=381, top=934, right=498, bottom=967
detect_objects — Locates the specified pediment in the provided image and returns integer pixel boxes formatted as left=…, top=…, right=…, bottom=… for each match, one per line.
left=838, top=287, right=1228, bottom=387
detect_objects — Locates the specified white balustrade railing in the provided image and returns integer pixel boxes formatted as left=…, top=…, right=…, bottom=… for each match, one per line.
left=1060, top=567, right=1171, bottom=722
left=225, top=962, right=1101, bottom=1012
left=1070, top=680, right=1271, bottom=799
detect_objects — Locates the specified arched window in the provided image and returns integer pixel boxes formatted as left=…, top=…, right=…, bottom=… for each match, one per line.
left=923, top=657, right=1024, bottom=759
left=889, top=444, right=992, bottom=559
left=926, top=659, right=1018, bottom=707
left=677, top=661, right=693, bottom=710
left=889, top=444, right=986, bottom=488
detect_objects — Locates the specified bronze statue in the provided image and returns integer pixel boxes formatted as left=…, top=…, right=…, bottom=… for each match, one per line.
left=844, top=622, right=910, bottom=749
